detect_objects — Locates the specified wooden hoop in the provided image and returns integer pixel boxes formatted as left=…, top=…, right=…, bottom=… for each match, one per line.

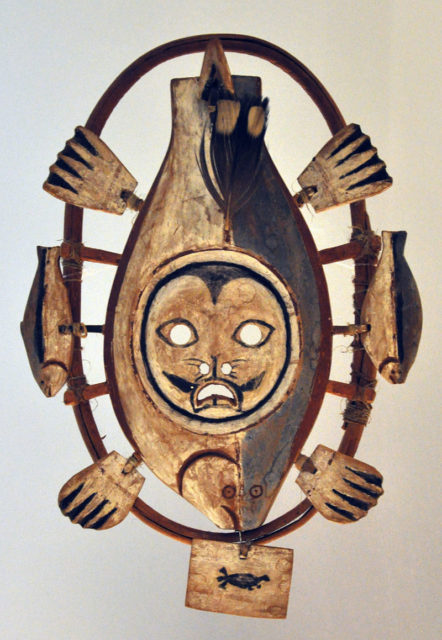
left=63, top=34, right=377, bottom=544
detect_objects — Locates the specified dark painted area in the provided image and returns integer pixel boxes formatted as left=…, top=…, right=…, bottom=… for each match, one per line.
left=217, top=567, right=270, bottom=590
left=233, top=153, right=326, bottom=521
left=391, top=231, right=422, bottom=380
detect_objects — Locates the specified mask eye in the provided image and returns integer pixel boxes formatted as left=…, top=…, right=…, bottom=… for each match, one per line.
left=156, top=319, right=198, bottom=347
left=232, top=320, right=274, bottom=348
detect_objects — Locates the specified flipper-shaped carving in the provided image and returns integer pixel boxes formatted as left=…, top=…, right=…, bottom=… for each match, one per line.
left=296, top=445, right=383, bottom=523
left=43, top=126, right=138, bottom=214
left=361, top=231, right=422, bottom=383
left=180, top=454, right=240, bottom=529
left=297, top=123, right=392, bottom=212
left=21, top=246, right=73, bottom=397
left=58, top=451, right=144, bottom=530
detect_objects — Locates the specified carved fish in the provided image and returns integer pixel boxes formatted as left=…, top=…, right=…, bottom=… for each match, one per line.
left=21, top=246, right=73, bottom=397
left=361, top=231, right=422, bottom=383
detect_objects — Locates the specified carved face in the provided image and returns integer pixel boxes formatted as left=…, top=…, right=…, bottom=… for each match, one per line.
left=142, top=263, right=290, bottom=421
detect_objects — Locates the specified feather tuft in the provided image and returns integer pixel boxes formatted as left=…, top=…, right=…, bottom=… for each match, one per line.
left=247, top=106, right=266, bottom=138
left=199, top=97, right=269, bottom=240
left=215, top=100, right=241, bottom=135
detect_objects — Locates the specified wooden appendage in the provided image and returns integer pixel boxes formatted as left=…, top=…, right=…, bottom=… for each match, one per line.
left=298, top=123, right=392, bottom=212
left=21, top=246, right=73, bottom=397
left=58, top=451, right=144, bottom=530
left=296, top=445, right=383, bottom=523
left=361, top=231, right=422, bottom=383
left=43, top=127, right=138, bottom=214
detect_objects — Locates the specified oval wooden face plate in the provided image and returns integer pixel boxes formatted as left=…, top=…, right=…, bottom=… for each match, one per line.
left=104, top=76, right=332, bottom=531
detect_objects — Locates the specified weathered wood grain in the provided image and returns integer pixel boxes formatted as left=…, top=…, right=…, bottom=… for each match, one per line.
left=298, top=123, right=392, bottom=212
left=21, top=246, right=73, bottom=397
left=361, top=231, right=422, bottom=383
left=58, top=451, right=144, bottom=529
left=186, top=539, right=293, bottom=618
left=104, top=73, right=330, bottom=532
left=44, top=127, right=138, bottom=214
left=296, top=445, right=383, bottom=523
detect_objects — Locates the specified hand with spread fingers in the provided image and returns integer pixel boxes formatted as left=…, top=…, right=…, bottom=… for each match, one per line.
left=296, top=445, right=383, bottom=523
left=43, top=126, right=138, bottom=214
left=58, top=451, right=144, bottom=530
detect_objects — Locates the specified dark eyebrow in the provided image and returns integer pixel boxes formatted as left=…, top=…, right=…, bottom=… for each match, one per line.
left=183, top=264, right=246, bottom=304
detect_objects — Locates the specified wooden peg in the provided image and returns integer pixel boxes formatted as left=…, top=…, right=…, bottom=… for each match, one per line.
left=59, top=323, right=104, bottom=336
left=43, top=126, right=139, bottom=214
left=319, top=233, right=381, bottom=264
left=297, top=123, right=392, bottom=212
left=21, top=246, right=73, bottom=397
left=296, top=445, right=383, bottom=523
left=63, top=381, right=109, bottom=406
left=60, top=242, right=121, bottom=266
left=326, top=380, right=376, bottom=403
left=332, top=324, right=369, bottom=336
left=58, top=451, right=145, bottom=530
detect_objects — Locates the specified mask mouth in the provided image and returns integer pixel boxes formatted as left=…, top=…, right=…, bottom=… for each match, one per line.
left=191, top=380, right=241, bottom=411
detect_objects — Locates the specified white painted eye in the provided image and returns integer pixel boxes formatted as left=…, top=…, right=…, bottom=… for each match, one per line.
left=157, top=319, right=198, bottom=347
left=239, top=324, right=262, bottom=346
left=232, top=320, right=274, bottom=348
left=170, top=324, right=192, bottom=345
left=199, top=362, right=210, bottom=375
left=221, top=363, right=232, bottom=375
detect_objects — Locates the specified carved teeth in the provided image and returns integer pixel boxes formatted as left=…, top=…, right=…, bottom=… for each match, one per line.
left=197, top=384, right=234, bottom=402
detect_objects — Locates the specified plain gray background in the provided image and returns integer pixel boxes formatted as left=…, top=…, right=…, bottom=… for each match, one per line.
left=2, top=1, right=440, bottom=638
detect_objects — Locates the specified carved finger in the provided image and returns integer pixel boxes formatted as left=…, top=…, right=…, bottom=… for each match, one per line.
left=329, top=128, right=370, bottom=164
left=337, top=146, right=378, bottom=175
left=340, top=159, right=388, bottom=191
left=57, top=152, right=91, bottom=180
left=47, top=162, right=83, bottom=195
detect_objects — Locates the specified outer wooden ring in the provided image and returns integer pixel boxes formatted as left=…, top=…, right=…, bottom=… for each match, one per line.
left=64, top=34, right=377, bottom=544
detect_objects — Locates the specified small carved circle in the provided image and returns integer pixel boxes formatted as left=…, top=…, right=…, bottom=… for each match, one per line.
left=250, top=484, right=263, bottom=498
left=222, top=485, right=236, bottom=499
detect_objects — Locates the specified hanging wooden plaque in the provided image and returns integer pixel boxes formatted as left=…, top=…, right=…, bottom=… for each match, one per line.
left=186, top=539, right=293, bottom=618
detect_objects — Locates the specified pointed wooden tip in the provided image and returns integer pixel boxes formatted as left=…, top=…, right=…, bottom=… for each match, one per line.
left=198, top=38, right=234, bottom=99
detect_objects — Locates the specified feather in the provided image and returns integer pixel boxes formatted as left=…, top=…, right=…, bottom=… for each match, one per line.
left=199, top=97, right=269, bottom=241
